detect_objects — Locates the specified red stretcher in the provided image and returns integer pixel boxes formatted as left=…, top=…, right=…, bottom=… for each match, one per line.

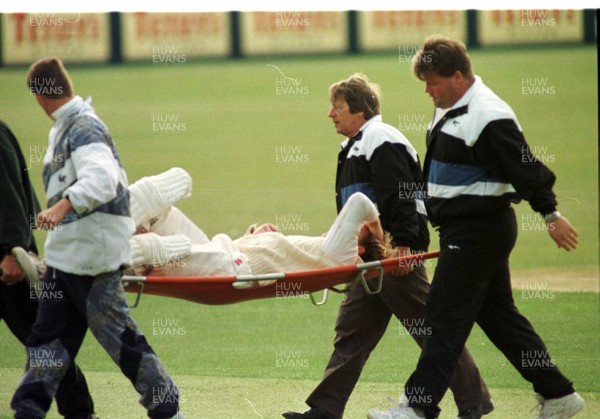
left=122, top=251, right=440, bottom=307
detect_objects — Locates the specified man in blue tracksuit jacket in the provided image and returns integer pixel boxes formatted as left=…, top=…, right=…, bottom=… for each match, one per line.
left=368, top=36, right=584, bottom=419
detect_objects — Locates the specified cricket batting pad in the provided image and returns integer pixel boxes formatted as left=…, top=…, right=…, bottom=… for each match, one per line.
left=129, top=232, right=191, bottom=271
left=129, top=167, right=192, bottom=228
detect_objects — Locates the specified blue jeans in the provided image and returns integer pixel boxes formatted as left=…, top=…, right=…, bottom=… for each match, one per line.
left=1, top=279, right=95, bottom=418
left=11, top=268, right=179, bottom=419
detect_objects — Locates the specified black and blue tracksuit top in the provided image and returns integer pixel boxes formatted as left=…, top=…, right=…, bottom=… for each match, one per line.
left=335, top=115, right=430, bottom=251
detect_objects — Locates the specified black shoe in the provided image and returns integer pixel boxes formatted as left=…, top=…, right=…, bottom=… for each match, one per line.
left=282, top=407, right=337, bottom=419
left=457, top=400, right=494, bottom=419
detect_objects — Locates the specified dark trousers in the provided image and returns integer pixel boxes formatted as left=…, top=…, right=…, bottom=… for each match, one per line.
left=405, top=208, right=574, bottom=418
left=11, top=267, right=179, bottom=419
left=306, top=266, right=490, bottom=418
left=1, top=280, right=95, bottom=419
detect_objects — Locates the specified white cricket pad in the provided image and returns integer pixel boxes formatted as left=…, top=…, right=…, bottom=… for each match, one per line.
left=129, top=232, right=191, bottom=271
left=129, top=167, right=192, bottom=229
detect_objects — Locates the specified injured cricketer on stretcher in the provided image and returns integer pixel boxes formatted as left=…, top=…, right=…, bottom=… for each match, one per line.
left=126, top=168, right=389, bottom=287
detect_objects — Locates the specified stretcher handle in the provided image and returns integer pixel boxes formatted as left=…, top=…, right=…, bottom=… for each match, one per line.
left=309, top=265, right=385, bottom=306
left=122, top=276, right=146, bottom=308
left=357, top=266, right=384, bottom=294
left=308, top=288, right=329, bottom=306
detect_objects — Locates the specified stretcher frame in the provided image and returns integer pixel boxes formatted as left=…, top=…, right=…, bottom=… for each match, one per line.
left=122, top=251, right=440, bottom=307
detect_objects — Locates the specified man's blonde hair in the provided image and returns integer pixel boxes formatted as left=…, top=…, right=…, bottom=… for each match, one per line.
left=329, top=73, right=381, bottom=120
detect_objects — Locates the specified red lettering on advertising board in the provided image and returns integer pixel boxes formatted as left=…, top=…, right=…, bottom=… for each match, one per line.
left=12, top=13, right=100, bottom=45
left=134, top=13, right=222, bottom=38
left=372, top=11, right=459, bottom=28
left=253, top=12, right=339, bottom=33
left=492, top=9, right=576, bottom=26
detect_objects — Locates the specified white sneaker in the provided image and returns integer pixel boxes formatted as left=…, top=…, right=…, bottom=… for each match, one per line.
left=367, top=403, right=425, bottom=419
left=11, top=247, right=46, bottom=284
left=536, top=392, right=585, bottom=418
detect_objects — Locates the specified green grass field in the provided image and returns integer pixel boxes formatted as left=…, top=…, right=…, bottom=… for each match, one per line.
left=0, top=45, right=598, bottom=417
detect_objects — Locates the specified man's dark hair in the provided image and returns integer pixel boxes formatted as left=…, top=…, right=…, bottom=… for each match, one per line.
left=27, top=57, right=74, bottom=99
left=411, top=35, right=473, bottom=80
left=360, top=232, right=392, bottom=262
